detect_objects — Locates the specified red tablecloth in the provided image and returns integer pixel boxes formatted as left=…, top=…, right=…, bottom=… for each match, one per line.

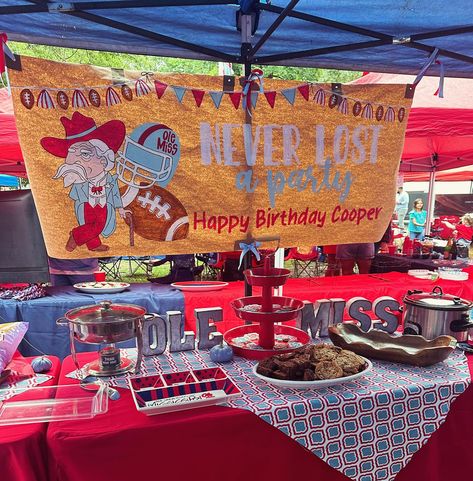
left=2, top=355, right=61, bottom=481
left=47, top=352, right=473, bottom=481
left=183, top=272, right=473, bottom=332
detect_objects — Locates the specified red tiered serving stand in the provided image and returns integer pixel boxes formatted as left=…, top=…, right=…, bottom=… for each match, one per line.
left=224, top=257, right=309, bottom=360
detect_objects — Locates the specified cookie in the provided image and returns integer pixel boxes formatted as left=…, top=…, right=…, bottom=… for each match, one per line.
left=314, top=360, right=344, bottom=380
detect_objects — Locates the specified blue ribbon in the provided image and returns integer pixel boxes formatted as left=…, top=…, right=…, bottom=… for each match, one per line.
left=238, top=241, right=261, bottom=269
left=434, top=60, right=445, bottom=98
left=413, top=48, right=439, bottom=86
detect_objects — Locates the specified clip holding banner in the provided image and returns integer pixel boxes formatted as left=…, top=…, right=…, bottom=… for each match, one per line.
left=222, top=75, right=235, bottom=92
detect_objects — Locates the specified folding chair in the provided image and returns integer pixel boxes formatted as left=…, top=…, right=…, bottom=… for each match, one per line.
left=98, top=257, right=123, bottom=281
left=121, top=256, right=151, bottom=277
left=288, top=247, right=323, bottom=278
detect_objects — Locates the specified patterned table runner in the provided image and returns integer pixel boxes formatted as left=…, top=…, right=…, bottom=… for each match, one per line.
left=67, top=349, right=470, bottom=481
left=0, top=374, right=52, bottom=402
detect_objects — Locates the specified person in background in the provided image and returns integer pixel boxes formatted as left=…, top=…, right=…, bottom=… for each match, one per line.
left=148, top=254, right=203, bottom=284
left=323, top=245, right=340, bottom=276
left=335, top=243, right=375, bottom=276
left=48, top=257, right=98, bottom=286
left=374, top=220, right=394, bottom=254
left=408, top=198, right=427, bottom=240
left=454, top=213, right=473, bottom=258
left=395, top=186, right=409, bottom=231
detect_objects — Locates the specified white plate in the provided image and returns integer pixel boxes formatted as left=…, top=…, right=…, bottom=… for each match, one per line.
left=408, top=269, right=431, bottom=277
left=252, top=358, right=372, bottom=389
left=170, top=281, right=229, bottom=292
left=438, top=272, right=469, bottom=281
left=73, top=282, right=130, bottom=294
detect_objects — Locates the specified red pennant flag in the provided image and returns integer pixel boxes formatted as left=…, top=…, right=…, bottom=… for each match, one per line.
left=154, top=80, right=168, bottom=99
left=228, top=92, right=242, bottom=109
left=192, top=89, right=205, bottom=107
left=297, top=84, right=310, bottom=101
left=0, top=33, right=8, bottom=74
left=264, top=91, right=277, bottom=108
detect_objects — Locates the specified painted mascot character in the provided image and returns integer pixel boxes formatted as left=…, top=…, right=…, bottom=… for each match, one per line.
left=41, top=112, right=127, bottom=252
left=42, top=113, right=188, bottom=253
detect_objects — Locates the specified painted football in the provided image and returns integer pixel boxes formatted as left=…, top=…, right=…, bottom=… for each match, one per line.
left=121, top=84, right=133, bottom=101
left=57, top=91, right=69, bottom=109
left=88, top=89, right=101, bottom=107
left=398, top=107, right=406, bottom=122
left=375, top=105, right=384, bottom=121
left=328, top=93, right=339, bottom=109
left=120, top=185, right=189, bottom=241
left=20, top=89, right=34, bottom=109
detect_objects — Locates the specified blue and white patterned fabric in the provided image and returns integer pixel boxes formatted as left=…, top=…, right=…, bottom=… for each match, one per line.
left=67, top=349, right=470, bottom=481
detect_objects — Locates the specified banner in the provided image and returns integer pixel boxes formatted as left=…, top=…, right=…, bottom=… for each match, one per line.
left=9, top=56, right=412, bottom=258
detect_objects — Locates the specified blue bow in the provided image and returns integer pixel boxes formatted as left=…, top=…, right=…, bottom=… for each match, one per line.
left=238, top=241, right=261, bottom=269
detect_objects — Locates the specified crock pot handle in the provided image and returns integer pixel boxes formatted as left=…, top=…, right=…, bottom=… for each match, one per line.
left=56, top=317, right=68, bottom=326
left=432, top=286, right=444, bottom=296
left=450, top=317, right=473, bottom=332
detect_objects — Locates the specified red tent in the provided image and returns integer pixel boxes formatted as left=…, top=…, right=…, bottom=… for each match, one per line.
left=351, top=73, right=473, bottom=173
left=404, top=167, right=473, bottom=182
left=0, top=89, right=25, bottom=177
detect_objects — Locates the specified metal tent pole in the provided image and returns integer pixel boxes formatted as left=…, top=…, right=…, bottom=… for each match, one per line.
left=241, top=13, right=253, bottom=297
left=425, top=154, right=438, bottom=236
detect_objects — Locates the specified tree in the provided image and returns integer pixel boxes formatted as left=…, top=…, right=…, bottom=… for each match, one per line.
left=10, top=42, right=360, bottom=83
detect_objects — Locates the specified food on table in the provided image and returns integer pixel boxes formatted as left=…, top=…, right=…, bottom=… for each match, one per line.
left=232, top=333, right=303, bottom=350
left=239, top=303, right=295, bottom=313
left=76, top=282, right=128, bottom=288
left=256, top=344, right=367, bottom=381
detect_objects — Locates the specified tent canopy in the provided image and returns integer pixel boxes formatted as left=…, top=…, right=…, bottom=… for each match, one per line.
left=1, top=1, right=473, bottom=77
left=404, top=167, right=473, bottom=182
left=0, top=89, right=24, bottom=177
left=352, top=72, right=473, bottom=172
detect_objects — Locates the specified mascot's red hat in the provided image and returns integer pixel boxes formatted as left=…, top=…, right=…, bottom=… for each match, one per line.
left=41, top=112, right=126, bottom=158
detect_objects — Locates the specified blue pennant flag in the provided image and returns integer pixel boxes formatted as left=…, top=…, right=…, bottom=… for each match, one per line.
left=209, top=91, right=224, bottom=109
left=172, top=86, right=186, bottom=103
left=251, top=92, right=259, bottom=109
left=281, top=88, right=296, bottom=105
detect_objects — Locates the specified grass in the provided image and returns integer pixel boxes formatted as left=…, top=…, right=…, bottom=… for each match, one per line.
left=115, top=258, right=327, bottom=284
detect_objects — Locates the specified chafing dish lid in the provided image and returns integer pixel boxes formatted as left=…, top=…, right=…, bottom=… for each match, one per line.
left=64, top=301, right=146, bottom=324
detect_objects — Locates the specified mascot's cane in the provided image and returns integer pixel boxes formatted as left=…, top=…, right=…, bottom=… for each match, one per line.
left=124, top=211, right=134, bottom=247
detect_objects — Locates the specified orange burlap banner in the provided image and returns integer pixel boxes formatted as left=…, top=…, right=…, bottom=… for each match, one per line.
left=9, top=56, right=412, bottom=258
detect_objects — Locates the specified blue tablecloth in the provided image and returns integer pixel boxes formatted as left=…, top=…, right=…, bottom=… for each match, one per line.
left=0, top=284, right=184, bottom=359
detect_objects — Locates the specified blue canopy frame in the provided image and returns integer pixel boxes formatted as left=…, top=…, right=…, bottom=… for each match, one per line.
left=1, top=1, right=473, bottom=77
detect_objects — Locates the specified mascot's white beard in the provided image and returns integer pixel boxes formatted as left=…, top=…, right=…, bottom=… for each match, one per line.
left=53, top=163, right=88, bottom=187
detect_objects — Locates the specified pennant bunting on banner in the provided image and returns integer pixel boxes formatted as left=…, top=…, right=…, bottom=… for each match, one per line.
left=71, top=89, right=89, bottom=108
left=264, top=91, right=277, bottom=108
left=313, top=88, right=326, bottom=106
left=297, top=84, right=310, bottom=101
left=251, top=92, right=259, bottom=109
left=135, top=78, right=151, bottom=97
left=154, top=80, right=168, bottom=99
left=281, top=88, right=296, bottom=105
left=172, top=86, right=186, bottom=103
left=105, top=86, right=121, bottom=106
left=191, top=89, right=205, bottom=107
left=209, top=91, right=224, bottom=109
left=37, top=89, right=55, bottom=109
left=228, top=92, right=241, bottom=109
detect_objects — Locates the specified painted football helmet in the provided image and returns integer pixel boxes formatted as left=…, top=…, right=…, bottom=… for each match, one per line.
left=116, top=123, right=181, bottom=188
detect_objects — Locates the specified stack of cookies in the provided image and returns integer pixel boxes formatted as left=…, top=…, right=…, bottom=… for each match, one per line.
left=256, top=344, right=366, bottom=381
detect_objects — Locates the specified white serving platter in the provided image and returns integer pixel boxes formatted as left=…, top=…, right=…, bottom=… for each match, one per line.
left=252, top=358, right=372, bottom=389
left=73, top=282, right=130, bottom=294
